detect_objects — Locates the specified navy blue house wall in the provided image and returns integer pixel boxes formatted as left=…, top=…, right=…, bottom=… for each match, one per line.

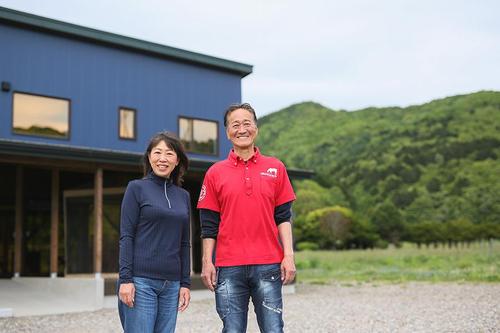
left=0, top=22, right=241, bottom=158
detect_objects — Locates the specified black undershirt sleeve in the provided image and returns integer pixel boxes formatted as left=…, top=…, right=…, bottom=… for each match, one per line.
left=200, top=201, right=292, bottom=237
left=274, top=201, right=293, bottom=225
left=200, top=209, right=220, bottom=239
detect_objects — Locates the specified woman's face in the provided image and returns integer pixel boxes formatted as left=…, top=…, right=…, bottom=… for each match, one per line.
left=149, top=140, right=179, bottom=178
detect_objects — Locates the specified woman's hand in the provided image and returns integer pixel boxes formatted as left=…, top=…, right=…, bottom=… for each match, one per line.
left=178, top=287, right=190, bottom=312
left=119, top=283, right=135, bottom=308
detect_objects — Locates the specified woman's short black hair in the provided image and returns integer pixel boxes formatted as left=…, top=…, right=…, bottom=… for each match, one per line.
left=142, top=131, right=189, bottom=186
left=223, top=103, right=258, bottom=127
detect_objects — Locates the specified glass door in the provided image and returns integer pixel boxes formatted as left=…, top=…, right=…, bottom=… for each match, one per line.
left=63, top=188, right=124, bottom=275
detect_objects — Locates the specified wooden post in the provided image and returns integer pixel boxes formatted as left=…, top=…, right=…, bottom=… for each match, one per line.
left=14, top=166, right=23, bottom=277
left=94, top=167, right=103, bottom=278
left=50, top=169, right=59, bottom=278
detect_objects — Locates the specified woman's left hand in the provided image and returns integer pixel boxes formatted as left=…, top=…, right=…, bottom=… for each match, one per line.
left=178, top=287, right=190, bottom=312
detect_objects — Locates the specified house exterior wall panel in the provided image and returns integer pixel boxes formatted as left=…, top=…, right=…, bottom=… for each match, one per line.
left=0, top=23, right=239, bottom=158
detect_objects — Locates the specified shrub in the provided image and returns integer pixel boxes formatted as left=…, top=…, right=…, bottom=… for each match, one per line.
left=304, top=206, right=354, bottom=249
left=296, top=241, right=320, bottom=251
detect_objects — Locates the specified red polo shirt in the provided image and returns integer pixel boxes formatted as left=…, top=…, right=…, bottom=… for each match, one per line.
left=197, top=147, right=296, bottom=266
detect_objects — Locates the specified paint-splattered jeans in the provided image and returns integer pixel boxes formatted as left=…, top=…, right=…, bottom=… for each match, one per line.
left=215, top=264, right=284, bottom=333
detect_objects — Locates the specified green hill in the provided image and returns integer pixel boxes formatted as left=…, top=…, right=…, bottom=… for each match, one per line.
left=257, top=91, right=500, bottom=246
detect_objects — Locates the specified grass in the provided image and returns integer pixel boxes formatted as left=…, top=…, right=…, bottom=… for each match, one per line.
left=295, top=241, right=500, bottom=284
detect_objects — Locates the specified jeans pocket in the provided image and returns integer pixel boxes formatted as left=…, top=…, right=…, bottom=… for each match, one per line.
left=215, top=280, right=230, bottom=320
left=261, top=268, right=281, bottom=282
left=259, top=268, right=283, bottom=306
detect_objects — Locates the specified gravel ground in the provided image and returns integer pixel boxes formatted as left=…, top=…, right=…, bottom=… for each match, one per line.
left=0, top=282, right=499, bottom=333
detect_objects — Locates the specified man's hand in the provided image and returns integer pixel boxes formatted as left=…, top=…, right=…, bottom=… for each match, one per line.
left=201, top=261, right=217, bottom=291
left=178, top=287, right=190, bottom=312
left=280, top=254, right=296, bottom=285
left=119, top=282, right=135, bottom=308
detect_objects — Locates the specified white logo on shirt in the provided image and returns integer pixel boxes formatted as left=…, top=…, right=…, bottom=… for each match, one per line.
left=198, top=184, right=207, bottom=201
left=260, top=168, right=278, bottom=178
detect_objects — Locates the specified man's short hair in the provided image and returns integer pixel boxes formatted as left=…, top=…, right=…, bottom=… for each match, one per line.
left=224, top=103, right=258, bottom=128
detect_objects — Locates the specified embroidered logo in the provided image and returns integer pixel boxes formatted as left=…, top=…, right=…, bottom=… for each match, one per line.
left=198, top=184, right=207, bottom=201
left=260, top=167, right=278, bottom=178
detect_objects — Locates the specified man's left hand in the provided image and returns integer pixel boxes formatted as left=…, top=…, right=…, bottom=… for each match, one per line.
left=280, top=254, right=296, bottom=285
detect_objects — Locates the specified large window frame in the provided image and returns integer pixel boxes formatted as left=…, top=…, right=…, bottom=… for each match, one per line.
left=118, top=107, right=137, bottom=141
left=11, top=91, right=71, bottom=140
left=178, top=116, right=219, bottom=156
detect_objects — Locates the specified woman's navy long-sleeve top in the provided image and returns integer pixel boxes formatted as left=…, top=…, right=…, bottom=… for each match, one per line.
left=119, top=172, right=191, bottom=288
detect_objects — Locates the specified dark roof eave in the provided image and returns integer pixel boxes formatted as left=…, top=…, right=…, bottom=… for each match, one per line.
left=287, top=168, right=315, bottom=179
left=0, top=139, right=214, bottom=172
left=0, top=139, right=314, bottom=177
left=0, top=6, right=253, bottom=77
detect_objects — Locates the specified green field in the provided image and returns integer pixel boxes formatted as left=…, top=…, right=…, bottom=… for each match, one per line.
left=295, top=241, right=500, bottom=284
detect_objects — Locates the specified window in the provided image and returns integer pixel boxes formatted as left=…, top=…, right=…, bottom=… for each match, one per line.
left=12, top=92, right=70, bottom=139
left=179, top=117, right=218, bottom=155
left=119, top=107, right=136, bottom=140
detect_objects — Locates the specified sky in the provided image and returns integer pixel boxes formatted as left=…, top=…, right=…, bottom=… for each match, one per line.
left=1, top=0, right=499, bottom=117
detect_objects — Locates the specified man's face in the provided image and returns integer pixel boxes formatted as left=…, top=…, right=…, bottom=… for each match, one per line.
left=226, top=108, right=258, bottom=150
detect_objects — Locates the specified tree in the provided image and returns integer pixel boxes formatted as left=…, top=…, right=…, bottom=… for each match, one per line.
left=303, top=206, right=354, bottom=249
left=426, top=177, right=441, bottom=193
left=369, top=202, right=405, bottom=246
left=346, top=218, right=380, bottom=249
left=476, top=222, right=500, bottom=241
left=292, top=180, right=334, bottom=244
left=383, top=175, right=402, bottom=194
left=443, top=219, right=475, bottom=247
left=392, top=188, right=418, bottom=209
left=406, top=222, right=445, bottom=247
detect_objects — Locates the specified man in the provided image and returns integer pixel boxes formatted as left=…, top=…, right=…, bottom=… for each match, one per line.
left=197, top=103, right=296, bottom=333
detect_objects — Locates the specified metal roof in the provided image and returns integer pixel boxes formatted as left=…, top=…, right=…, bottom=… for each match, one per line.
left=0, top=6, right=253, bottom=77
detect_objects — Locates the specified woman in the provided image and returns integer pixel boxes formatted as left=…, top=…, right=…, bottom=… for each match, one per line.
left=118, top=132, right=191, bottom=333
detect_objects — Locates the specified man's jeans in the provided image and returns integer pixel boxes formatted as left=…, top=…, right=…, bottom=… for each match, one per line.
left=215, top=264, right=284, bottom=333
left=118, top=277, right=180, bottom=333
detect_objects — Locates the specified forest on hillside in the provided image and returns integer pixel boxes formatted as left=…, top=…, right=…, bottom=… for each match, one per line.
left=257, top=91, right=500, bottom=249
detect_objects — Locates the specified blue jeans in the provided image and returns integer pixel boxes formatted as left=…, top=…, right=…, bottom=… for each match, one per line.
left=215, top=264, right=284, bottom=333
left=118, top=277, right=180, bottom=333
